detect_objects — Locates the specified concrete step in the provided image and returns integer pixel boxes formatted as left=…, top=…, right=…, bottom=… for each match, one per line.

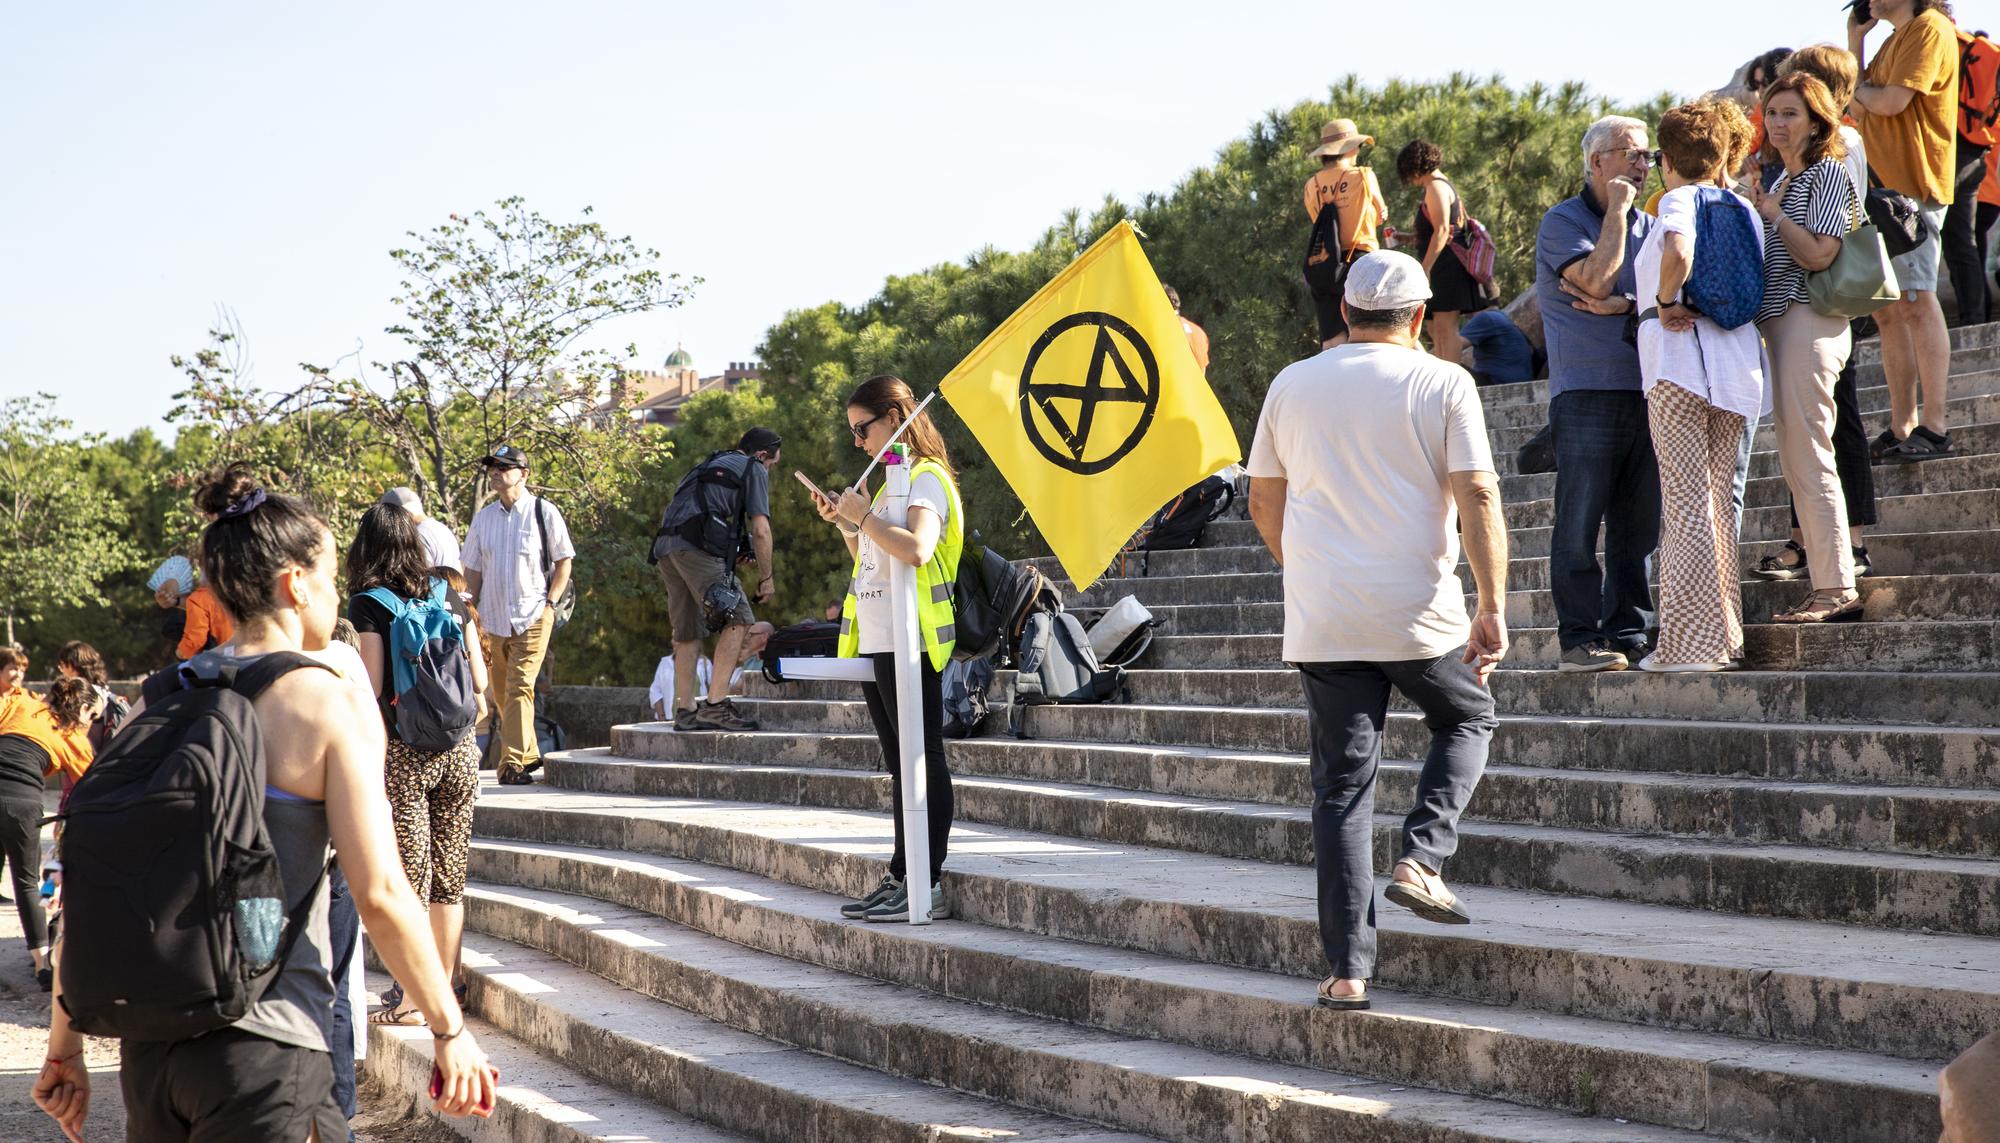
left=460, top=877, right=1705, bottom=1143
left=470, top=789, right=1965, bottom=1143
left=1060, top=523, right=2000, bottom=590
left=1490, top=417, right=2000, bottom=480
left=441, top=917, right=1165, bottom=1142
left=363, top=998, right=749, bottom=1142
left=635, top=696, right=2000, bottom=792
left=1485, top=387, right=2000, bottom=457
left=1477, top=364, right=2000, bottom=432
left=1140, top=617, right=2000, bottom=674
left=554, top=745, right=2000, bottom=934
left=747, top=663, right=2000, bottom=729
left=1497, top=440, right=2000, bottom=510
left=586, top=716, right=2000, bottom=859
left=466, top=839, right=1949, bottom=1143
left=1073, top=574, right=2000, bottom=638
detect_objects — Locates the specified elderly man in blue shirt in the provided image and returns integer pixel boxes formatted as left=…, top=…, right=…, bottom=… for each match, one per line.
left=1535, top=115, right=1662, bottom=673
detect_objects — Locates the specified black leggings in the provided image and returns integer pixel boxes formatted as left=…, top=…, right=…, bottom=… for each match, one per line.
left=1943, top=139, right=1991, bottom=326
left=1789, top=335, right=1879, bottom=531
left=0, top=797, right=47, bottom=951
left=859, top=652, right=953, bottom=881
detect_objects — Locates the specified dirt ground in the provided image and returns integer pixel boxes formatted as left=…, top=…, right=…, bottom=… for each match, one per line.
left=0, top=886, right=458, bottom=1142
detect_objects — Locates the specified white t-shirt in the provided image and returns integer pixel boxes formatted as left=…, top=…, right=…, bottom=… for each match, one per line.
left=853, top=471, right=951, bottom=656
left=1247, top=342, right=1495, bottom=663
left=416, top=517, right=463, bottom=573
left=1634, top=184, right=1770, bottom=420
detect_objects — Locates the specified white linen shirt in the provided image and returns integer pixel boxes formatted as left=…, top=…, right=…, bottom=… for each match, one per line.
left=461, top=493, right=576, bottom=636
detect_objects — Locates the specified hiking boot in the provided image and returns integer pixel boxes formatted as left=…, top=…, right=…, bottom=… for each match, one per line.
left=1559, top=642, right=1628, bottom=673
left=840, top=875, right=902, bottom=919
left=691, top=699, right=757, bottom=732
left=723, top=698, right=760, bottom=728
left=862, top=881, right=948, bottom=922
left=672, top=706, right=698, bottom=731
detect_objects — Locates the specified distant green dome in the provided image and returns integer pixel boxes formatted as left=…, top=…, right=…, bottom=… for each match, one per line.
left=665, top=343, right=694, bottom=368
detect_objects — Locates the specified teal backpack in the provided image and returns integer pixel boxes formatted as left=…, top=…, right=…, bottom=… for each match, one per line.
left=363, top=579, right=479, bottom=750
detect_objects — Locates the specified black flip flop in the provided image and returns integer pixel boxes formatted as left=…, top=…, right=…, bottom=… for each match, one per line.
left=1385, top=864, right=1472, bottom=925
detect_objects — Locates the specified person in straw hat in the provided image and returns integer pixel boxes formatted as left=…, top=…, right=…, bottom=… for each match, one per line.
left=1302, top=118, right=1389, bottom=347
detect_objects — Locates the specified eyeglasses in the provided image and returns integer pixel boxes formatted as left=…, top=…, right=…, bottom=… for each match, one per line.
left=1595, top=147, right=1660, bottom=167
left=848, top=412, right=886, bottom=441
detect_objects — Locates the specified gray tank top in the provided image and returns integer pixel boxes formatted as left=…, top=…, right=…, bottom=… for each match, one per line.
left=231, top=789, right=333, bottom=1051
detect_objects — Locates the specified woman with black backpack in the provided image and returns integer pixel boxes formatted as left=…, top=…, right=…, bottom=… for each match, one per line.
left=809, top=375, right=964, bottom=923
left=346, top=503, right=489, bottom=1028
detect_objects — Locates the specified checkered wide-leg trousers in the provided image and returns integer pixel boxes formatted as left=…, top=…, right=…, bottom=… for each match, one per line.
left=1647, top=380, right=1746, bottom=665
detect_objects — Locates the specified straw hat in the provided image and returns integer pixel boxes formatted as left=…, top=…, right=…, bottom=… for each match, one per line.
left=1310, top=118, right=1373, bottom=160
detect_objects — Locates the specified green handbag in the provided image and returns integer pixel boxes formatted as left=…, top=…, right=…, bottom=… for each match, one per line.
left=1807, top=222, right=1899, bottom=319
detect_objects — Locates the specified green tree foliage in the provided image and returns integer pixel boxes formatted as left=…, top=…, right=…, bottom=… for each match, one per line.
left=0, top=395, right=142, bottom=648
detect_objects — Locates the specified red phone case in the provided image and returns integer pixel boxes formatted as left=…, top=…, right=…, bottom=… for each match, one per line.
left=430, top=1064, right=499, bottom=1115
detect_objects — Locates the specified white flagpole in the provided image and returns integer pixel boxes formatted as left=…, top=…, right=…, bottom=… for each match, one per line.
left=882, top=448, right=932, bottom=923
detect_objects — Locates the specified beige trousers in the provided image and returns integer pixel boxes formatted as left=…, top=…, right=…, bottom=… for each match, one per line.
left=1764, top=303, right=1855, bottom=592
left=482, top=606, right=555, bottom=771
left=1648, top=381, right=1746, bottom=665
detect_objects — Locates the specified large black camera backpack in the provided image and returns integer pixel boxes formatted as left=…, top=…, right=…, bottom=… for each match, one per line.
left=56, top=652, right=334, bottom=1041
left=951, top=542, right=1061, bottom=666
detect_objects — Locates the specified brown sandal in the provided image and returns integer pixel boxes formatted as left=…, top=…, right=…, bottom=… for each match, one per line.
left=1772, top=590, right=1863, bottom=624
left=369, top=1004, right=426, bottom=1027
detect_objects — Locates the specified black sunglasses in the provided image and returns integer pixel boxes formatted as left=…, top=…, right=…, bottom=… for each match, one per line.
left=848, top=412, right=887, bottom=441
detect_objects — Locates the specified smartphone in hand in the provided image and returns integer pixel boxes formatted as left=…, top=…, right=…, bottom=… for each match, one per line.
left=431, top=1063, right=500, bottom=1117
left=793, top=469, right=833, bottom=507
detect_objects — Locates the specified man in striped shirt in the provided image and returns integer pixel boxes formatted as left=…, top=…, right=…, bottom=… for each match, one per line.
left=462, top=445, right=575, bottom=785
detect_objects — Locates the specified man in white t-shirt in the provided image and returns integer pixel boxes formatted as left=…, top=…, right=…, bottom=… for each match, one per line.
left=381, top=487, right=463, bottom=573
left=1247, top=251, right=1510, bottom=1013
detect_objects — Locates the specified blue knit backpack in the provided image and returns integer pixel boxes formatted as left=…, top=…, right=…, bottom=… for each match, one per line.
left=1681, top=186, right=1765, bottom=330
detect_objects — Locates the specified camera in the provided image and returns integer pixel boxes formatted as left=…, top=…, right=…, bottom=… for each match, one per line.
left=1845, top=0, right=1871, bottom=22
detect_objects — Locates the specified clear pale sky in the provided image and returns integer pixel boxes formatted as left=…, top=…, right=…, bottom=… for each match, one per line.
left=1, top=2, right=1855, bottom=439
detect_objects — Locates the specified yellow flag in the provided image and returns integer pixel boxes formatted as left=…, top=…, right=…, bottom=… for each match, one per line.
left=939, top=222, right=1240, bottom=591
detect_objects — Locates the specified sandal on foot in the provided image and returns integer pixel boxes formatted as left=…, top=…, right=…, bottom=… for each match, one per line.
left=369, top=1004, right=426, bottom=1027
left=1316, top=977, right=1370, bottom=1010
left=1773, top=590, right=1864, bottom=624
left=1869, top=429, right=1902, bottom=462
left=1384, top=859, right=1472, bottom=925
left=1881, top=426, right=1951, bottom=463
left=1752, top=540, right=1809, bottom=581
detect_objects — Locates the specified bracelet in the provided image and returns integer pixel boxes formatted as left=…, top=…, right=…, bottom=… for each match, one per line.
left=434, top=1021, right=465, bottom=1042
left=45, top=1050, right=82, bottom=1065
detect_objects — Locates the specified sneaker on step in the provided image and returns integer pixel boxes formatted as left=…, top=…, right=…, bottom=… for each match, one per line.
left=862, top=882, right=948, bottom=922
left=723, top=698, right=761, bottom=729
left=691, top=699, right=757, bottom=732
left=1559, top=642, right=1628, bottom=673
left=840, top=875, right=902, bottom=919
left=672, top=706, right=698, bottom=731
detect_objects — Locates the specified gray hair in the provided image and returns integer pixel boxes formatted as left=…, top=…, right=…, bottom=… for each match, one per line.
left=1344, top=303, right=1425, bottom=330
left=1581, top=115, right=1648, bottom=176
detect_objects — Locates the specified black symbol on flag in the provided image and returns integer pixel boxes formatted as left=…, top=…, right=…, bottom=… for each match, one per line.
left=1017, top=312, right=1160, bottom=475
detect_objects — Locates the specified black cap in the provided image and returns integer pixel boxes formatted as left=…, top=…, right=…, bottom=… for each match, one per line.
left=737, top=427, right=782, bottom=456
left=479, top=444, right=529, bottom=470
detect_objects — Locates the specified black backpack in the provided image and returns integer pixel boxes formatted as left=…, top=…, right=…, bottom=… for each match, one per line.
left=56, top=652, right=334, bottom=1042
left=1125, top=476, right=1235, bottom=575
left=941, top=657, right=995, bottom=739
left=1007, top=611, right=1126, bottom=738
left=1300, top=189, right=1348, bottom=299
left=759, top=620, right=842, bottom=683
left=951, top=542, right=1062, bottom=666
left=651, top=451, right=750, bottom=563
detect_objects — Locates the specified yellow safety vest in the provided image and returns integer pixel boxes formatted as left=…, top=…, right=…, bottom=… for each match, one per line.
left=837, top=457, right=964, bottom=672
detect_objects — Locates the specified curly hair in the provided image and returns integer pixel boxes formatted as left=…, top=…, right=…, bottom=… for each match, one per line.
left=45, top=677, right=96, bottom=733
left=55, top=642, right=108, bottom=687
left=1659, top=97, right=1752, bottom=181
left=1395, top=140, right=1443, bottom=183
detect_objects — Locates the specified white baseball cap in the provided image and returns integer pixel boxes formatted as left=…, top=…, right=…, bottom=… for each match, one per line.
left=381, top=486, right=423, bottom=515
left=1343, top=251, right=1433, bottom=310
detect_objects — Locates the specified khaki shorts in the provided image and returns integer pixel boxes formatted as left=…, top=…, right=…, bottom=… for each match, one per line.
left=658, top=545, right=753, bottom=642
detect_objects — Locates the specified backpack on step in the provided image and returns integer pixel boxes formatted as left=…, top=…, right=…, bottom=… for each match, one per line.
left=941, top=657, right=995, bottom=739
left=1131, top=475, right=1235, bottom=556
left=1007, top=612, right=1125, bottom=738
left=952, top=542, right=1062, bottom=666
left=363, top=580, right=480, bottom=750
left=56, top=651, right=336, bottom=1042
left=1682, top=186, right=1765, bottom=330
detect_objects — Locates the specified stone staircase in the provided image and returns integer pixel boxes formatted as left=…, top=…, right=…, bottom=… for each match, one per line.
left=381, top=325, right=2000, bottom=1141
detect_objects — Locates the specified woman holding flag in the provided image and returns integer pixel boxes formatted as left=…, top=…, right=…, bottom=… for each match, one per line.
left=809, top=374, right=963, bottom=923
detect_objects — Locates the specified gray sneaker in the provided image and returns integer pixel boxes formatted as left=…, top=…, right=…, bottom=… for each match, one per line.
left=862, top=882, right=948, bottom=922
left=672, top=706, right=698, bottom=731
left=840, top=875, right=902, bottom=919
left=691, top=699, right=757, bottom=731
left=1559, top=642, right=1629, bottom=673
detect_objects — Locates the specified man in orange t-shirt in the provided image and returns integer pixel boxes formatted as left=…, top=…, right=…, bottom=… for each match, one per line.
left=1850, top=0, right=1961, bottom=461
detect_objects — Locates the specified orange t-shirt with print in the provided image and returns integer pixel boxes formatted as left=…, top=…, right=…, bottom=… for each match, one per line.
left=0, top=690, right=93, bottom=784
left=1302, top=165, right=1386, bottom=257
left=1859, top=9, right=1962, bottom=204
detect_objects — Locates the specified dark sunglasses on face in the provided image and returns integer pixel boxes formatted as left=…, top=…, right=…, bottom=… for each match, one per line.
left=849, top=412, right=886, bottom=441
